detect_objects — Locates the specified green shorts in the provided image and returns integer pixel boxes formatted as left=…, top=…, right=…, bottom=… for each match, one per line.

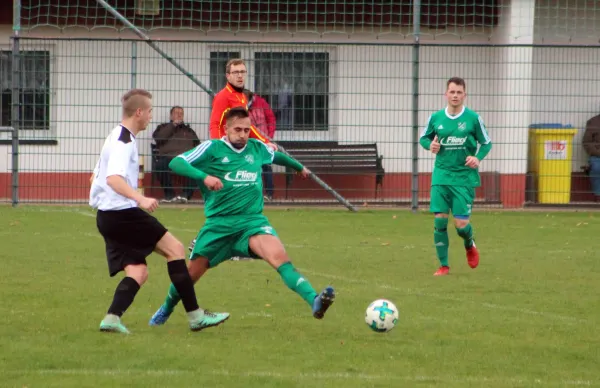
left=429, top=185, right=475, bottom=217
left=190, top=214, right=278, bottom=268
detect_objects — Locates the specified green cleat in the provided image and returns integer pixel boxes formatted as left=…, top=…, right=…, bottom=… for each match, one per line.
left=99, top=314, right=130, bottom=334
left=188, top=309, right=230, bottom=332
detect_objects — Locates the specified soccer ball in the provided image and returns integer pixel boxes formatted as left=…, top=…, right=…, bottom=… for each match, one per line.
left=365, top=299, right=399, bottom=333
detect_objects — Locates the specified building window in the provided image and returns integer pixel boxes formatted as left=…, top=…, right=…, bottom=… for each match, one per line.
left=209, top=51, right=241, bottom=98
left=136, top=0, right=160, bottom=16
left=0, top=50, right=50, bottom=130
left=255, top=52, right=329, bottom=131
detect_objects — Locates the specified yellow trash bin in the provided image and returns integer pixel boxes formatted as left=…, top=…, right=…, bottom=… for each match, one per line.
left=528, top=124, right=577, bottom=204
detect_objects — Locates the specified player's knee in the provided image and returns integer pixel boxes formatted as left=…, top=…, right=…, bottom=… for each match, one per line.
left=157, top=232, right=187, bottom=260
left=454, top=218, right=470, bottom=229
left=125, top=264, right=148, bottom=286
left=262, top=248, right=288, bottom=267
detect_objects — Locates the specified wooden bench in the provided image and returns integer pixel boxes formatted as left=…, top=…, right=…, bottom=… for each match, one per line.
left=277, top=141, right=385, bottom=198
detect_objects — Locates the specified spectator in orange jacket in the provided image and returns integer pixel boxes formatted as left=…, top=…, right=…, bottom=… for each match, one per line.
left=209, top=58, right=276, bottom=150
left=244, top=89, right=277, bottom=200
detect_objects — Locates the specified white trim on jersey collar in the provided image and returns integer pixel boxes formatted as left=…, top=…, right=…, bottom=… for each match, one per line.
left=444, top=106, right=465, bottom=120
left=220, top=136, right=247, bottom=153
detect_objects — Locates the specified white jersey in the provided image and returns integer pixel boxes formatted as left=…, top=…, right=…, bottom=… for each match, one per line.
left=89, top=125, right=139, bottom=211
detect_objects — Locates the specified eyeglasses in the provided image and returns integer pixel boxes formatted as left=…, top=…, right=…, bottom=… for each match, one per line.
left=228, top=70, right=247, bottom=76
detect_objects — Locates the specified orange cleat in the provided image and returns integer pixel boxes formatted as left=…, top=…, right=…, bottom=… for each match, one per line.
left=434, top=266, right=450, bottom=276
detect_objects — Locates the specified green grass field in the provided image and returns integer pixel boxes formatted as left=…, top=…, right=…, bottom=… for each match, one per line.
left=1, top=206, right=599, bottom=388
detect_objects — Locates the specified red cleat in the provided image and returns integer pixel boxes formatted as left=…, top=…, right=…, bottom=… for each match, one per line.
left=466, top=243, right=479, bottom=269
left=434, top=266, right=450, bottom=276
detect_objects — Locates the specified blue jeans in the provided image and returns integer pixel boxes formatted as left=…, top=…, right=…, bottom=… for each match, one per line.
left=590, top=156, right=600, bottom=196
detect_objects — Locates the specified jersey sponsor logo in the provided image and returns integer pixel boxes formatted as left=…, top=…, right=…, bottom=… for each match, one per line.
left=441, top=136, right=467, bottom=146
left=224, top=170, right=258, bottom=182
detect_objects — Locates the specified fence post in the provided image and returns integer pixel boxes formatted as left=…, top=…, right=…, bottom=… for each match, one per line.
left=131, top=41, right=137, bottom=89
left=11, top=0, right=21, bottom=207
left=411, top=0, right=421, bottom=212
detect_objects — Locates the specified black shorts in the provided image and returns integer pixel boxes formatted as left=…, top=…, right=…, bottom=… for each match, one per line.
left=96, top=207, right=168, bottom=277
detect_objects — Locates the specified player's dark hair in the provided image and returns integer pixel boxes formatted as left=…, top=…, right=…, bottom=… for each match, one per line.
left=225, top=106, right=250, bottom=123
left=447, top=77, right=466, bottom=90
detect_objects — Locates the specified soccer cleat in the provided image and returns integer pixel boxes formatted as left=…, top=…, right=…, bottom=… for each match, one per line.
left=466, top=242, right=479, bottom=269
left=189, top=310, right=230, bottom=332
left=99, top=316, right=130, bottom=334
left=149, top=305, right=173, bottom=326
left=312, top=286, right=335, bottom=319
left=434, top=266, right=450, bottom=276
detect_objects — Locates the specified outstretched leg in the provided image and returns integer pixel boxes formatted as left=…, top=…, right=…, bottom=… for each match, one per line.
left=249, top=234, right=335, bottom=319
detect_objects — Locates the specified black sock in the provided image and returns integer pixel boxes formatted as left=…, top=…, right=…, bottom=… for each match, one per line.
left=167, top=259, right=199, bottom=312
left=107, top=277, right=141, bottom=317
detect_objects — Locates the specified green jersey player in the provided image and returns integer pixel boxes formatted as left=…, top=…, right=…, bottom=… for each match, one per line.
left=419, top=77, right=492, bottom=276
left=149, top=107, right=335, bottom=326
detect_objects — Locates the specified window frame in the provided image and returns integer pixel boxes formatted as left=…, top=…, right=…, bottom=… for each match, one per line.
left=0, top=47, right=56, bottom=143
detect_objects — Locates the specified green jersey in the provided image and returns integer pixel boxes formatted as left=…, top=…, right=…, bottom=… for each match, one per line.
left=177, top=138, right=275, bottom=218
left=419, top=106, right=492, bottom=187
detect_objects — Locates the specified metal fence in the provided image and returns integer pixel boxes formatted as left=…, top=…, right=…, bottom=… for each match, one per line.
left=1, top=37, right=599, bottom=209
left=2, top=0, right=600, bottom=209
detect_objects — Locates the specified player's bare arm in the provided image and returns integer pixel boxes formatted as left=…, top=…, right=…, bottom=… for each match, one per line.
left=106, top=175, right=158, bottom=212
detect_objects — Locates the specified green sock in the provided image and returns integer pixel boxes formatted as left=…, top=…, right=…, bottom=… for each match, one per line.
left=456, top=223, right=474, bottom=248
left=162, top=283, right=181, bottom=313
left=434, top=218, right=450, bottom=267
left=277, top=262, right=318, bottom=306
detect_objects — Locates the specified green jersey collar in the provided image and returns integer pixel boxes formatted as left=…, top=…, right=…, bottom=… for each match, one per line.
left=444, top=106, right=465, bottom=120
left=220, top=136, right=247, bottom=153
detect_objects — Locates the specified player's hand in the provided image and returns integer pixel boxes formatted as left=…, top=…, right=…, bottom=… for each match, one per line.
left=465, top=156, right=480, bottom=169
left=430, top=136, right=441, bottom=154
left=299, top=167, right=311, bottom=179
left=89, top=173, right=94, bottom=185
left=204, top=175, right=224, bottom=191
left=267, top=142, right=278, bottom=151
left=139, top=196, right=159, bottom=213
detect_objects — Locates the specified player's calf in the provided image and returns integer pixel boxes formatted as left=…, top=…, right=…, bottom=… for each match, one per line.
left=454, top=218, right=478, bottom=269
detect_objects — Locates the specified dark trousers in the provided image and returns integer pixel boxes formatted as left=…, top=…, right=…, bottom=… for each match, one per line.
left=262, top=164, right=274, bottom=197
left=155, top=155, right=195, bottom=200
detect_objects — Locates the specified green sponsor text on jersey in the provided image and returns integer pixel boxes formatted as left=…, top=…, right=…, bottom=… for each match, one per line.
left=178, top=138, right=275, bottom=217
left=420, top=106, right=491, bottom=187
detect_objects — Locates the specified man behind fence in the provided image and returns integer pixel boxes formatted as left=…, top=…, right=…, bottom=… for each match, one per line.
left=148, top=107, right=335, bottom=326
left=209, top=58, right=277, bottom=150
left=419, top=77, right=492, bottom=276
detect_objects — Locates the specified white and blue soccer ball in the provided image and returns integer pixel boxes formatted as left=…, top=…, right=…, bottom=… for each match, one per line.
left=365, top=299, right=399, bottom=333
